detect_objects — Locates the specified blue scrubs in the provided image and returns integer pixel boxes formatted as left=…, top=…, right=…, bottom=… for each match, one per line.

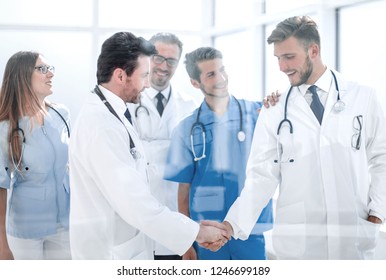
left=165, top=96, right=273, bottom=260
left=0, top=106, right=70, bottom=239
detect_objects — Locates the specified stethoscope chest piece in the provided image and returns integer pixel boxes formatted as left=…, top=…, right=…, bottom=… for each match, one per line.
left=237, top=131, right=246, bottom=142
left=130, top=147, right=142, bottom=160
left=334, top=100, right=345, bottom=113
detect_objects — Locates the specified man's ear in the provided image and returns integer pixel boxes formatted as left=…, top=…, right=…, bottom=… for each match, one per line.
left=190, top=78, right=200, bottom=89
left=112, top=68, right=125, bottom=84
left=309, top=43, right=320, bottom=59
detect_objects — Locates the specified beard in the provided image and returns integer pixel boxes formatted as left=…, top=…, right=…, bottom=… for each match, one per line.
left=292, top=55, right=313, bottom=87
left=150, top=68, right=171, bottom=90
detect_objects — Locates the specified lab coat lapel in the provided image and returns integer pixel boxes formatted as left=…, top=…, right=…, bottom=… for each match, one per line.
left=288, top=88, right=320, bottom=128
left=141, top=92, right=159, bottom=117
left=141, top=90, right=173, bottom=139
left=160, top=93, right=174, bottom=123
left=322, top=71, right=349, bottom=122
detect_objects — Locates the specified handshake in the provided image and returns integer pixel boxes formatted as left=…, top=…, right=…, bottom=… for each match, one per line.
left=195, top=220, right=233, bottom=252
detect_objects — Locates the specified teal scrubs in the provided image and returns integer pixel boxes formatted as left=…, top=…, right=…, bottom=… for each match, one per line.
left=0, top=106, right=70, bottom=239
left=165, top=96, right=273, bottom=260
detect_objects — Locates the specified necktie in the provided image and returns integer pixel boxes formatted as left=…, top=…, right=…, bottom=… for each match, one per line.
left=124, top=108, right=132, bottom=125
left=156, top=92, right=164, bottom=116
left=308, top=85, right=324, bottom=124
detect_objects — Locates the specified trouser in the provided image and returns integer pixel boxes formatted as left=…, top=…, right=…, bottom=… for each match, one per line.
left=154, top=254, right=182, bottom=260
left=7, top=227, right=71, bottom=260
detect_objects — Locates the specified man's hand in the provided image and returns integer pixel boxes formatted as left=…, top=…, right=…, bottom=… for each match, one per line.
left=368, top=215, right=383, bottom=224
left=222, top=221, right=234, bottom=236
left=196, top=220, right=230, bottom=252
left=182, top=246, right=197, bottom=260
left=197, top=221, right=234, bottom=252
left=263, top=90, right=281, bottom=108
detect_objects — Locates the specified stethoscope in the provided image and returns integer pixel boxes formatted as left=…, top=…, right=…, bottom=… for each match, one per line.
left=134, top=87, right=172, bottom=117
left=9, top=104, right=70, bottom=172
left=275, top=70, right=345, bottom=163
left=191, top=96, right=246, bottom=161
left=94, top=85, right=141, bottom=160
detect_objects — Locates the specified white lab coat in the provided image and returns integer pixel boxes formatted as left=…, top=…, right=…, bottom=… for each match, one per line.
left=69, top=87, right=199, bottom=259
left=225, top=70, right=386, bottom=259
left=128, top=87, right=198, bottom=255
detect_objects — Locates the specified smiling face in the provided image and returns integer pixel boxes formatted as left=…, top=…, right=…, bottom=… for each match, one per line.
left=191, top=58, right=229, bottom=99
left=150, top=41, right=180, bottom=91
left=31, top=55, right=54, bottom=102
left=274, top=36, right=316, bottom=86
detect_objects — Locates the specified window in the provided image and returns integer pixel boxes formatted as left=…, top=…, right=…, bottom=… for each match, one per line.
left=0, top=0, right=93, bottom=26
left=339, top=0, right=386, bottom=112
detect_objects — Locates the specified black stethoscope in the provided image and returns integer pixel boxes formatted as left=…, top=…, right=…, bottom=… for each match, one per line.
left=190, top=96, right=246, bottom=161
left=275, top=70, right=345, bottom=163
left=94, top=85, right=140, bottom=160
left=9, top=104, right=70, bottom=172
left=134, top=87, right=172, bottom=117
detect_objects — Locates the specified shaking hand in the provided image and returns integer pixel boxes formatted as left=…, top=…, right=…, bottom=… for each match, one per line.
left=196, top=220, right=231, bottom=252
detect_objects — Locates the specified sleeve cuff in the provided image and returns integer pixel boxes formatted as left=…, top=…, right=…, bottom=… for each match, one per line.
left=369, top=210, right=384, bottom=223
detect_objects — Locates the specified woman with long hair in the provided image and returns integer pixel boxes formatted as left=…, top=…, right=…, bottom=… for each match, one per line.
left=0, top=51, right=71, bottom=259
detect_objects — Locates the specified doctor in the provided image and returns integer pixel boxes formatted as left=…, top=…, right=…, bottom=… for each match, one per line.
left=164, top=47, right=273, bottom=260
left=128, top=33, right=198, bottom=260
left=223, top=15, right=386, bottom=259
left=69, top=32, right=229, bottom=260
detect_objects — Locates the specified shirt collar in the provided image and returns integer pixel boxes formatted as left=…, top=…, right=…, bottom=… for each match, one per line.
left=298, top=68, right=332, bottom=96
left=147, top=85, right=171, bottom=100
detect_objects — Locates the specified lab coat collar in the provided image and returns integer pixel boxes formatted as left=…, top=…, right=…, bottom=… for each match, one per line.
left=146, top=85, right=171, bottom=100
left=298, top=68, right=333, bottom=96
left=96, top=85, right=128, bottom=121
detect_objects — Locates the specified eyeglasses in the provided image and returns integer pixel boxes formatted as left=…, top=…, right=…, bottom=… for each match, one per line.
left=34, top=65, right=55, bottom=74
left=152, top=54, right=178, bottom=68
left=351, top=115, right=363, bottom=150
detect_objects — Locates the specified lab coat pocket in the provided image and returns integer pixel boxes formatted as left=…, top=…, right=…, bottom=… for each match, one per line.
left=272, top=202, right=306, bottom=258
left=356, top=218, right=380, bottom=259
left=333, top=114, right=357, bottom=149
left=112, top=233, right=150, bottom=260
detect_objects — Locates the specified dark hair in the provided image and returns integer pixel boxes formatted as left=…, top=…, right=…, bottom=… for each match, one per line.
left=96, top=32, right=157, bottom=84
left=149, top=32, right=183, bottom=59
left=267, top=16, right=320, bottom=51
left=184, top=47, right=223, bottom=81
